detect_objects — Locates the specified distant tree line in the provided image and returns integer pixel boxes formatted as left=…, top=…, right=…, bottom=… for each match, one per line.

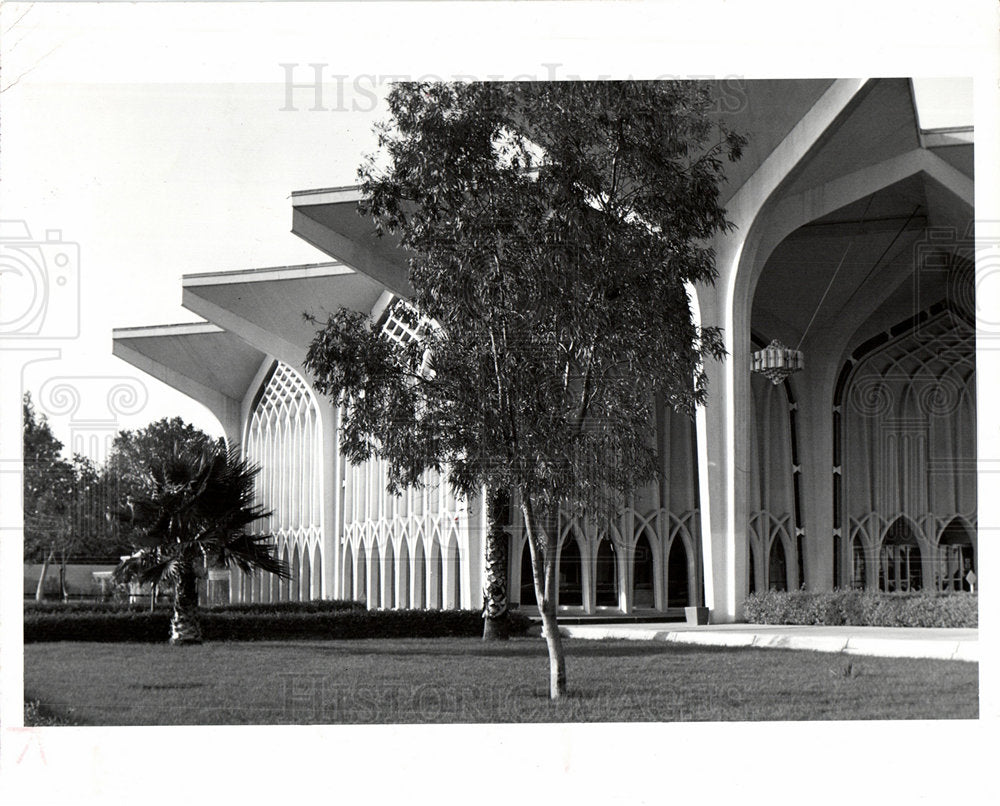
left=22, top=392, right=222, bottom=598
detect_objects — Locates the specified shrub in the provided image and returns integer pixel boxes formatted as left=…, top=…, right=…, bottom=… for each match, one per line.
left=743, top=590, right=977, bottom=628
left=24, top=608, right=533, bottom=643
left=23, top=599, right=367, bottom=615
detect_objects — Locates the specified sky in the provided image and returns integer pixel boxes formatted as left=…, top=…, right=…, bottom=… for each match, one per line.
left=1, top=2, right=985, bottom=463
left=2, top=1, right=999, bottom=803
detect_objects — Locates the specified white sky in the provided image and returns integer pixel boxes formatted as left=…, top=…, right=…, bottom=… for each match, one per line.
left=1, top=2, right=987, bottom=460
left=1, top=4, right=999, bottom=801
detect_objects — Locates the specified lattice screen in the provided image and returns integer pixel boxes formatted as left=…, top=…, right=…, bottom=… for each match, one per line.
left=246, top=362, right=323, bottom=544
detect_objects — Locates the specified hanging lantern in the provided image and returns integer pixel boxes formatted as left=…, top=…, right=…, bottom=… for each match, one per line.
left=751, top=339, right=804, bottom=385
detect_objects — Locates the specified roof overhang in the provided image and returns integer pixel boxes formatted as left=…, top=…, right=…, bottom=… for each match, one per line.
left=291, top=187, right=413, bottom=297
left=112, top=322, right=266, bottom=434
left=181, top=260, right=387, bottom=368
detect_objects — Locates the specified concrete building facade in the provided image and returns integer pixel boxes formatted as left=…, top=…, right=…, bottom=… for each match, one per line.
left=113, top=78, right=976, bottom=622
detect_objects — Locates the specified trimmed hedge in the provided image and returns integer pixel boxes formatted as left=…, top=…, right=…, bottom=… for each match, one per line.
left=23, top=599, right=367, bottom=615
left=743, top=590, right=977, bottom=628
left=24, top=608, right=533, bottom=643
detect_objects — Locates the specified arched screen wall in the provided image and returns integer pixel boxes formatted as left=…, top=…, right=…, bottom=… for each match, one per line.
left=243, top=361, right=323, bottom=602
left=342, top=457, right=463, bottom=610
left=839, top=308, right=976, bottom=592
left=509, top=401, right=702, bottom=614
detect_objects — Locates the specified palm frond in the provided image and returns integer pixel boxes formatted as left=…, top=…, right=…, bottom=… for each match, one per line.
left=109, top=441, right=283, bottom=580
left=216, top=532, right=291, bottom=579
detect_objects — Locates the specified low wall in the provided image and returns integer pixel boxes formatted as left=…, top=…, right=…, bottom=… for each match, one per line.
left=24, top=563, right=116, bottom=598
left=23, top=563, right=231, bottom=603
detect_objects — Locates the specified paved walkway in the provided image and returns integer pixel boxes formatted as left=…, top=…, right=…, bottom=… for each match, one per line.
left=554, top=622, right=978, bottom=662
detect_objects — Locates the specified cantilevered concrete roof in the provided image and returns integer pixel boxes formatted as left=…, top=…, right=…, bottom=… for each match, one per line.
left=181, top=261, right=388, bottom=367
left=289, top=81, right=848, bottom=293
left=113, top=322, right=265, bottom=401
left=112, top=322, right=266, bottom=439
left=292, top=188, right=412, bottom=297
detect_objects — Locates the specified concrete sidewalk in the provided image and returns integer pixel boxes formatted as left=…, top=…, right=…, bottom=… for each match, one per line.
left=555, top=622, right=978, bottom=662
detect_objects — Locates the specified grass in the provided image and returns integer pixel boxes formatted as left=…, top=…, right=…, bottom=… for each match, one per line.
left=24, top=637, right=978, bottom=725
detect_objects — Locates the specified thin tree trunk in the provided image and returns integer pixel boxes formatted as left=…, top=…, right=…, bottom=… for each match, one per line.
left=482, top=489, right=510, bottom=641
left=521, top=493, right=567, bottom=700
left=170, top=560, right=202, bottom=644
left=35, top=546, right=55, bottom=602
left=59, top=552, right=69, bottom=601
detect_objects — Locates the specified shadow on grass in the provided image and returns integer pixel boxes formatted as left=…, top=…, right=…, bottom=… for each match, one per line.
left=224, top=637, right=738, bottom=660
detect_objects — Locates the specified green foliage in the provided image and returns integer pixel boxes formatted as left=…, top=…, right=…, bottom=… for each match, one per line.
left=743, top=591, right=977, bottom=628
left=104, top=417, right=225, bottom=547
left=22, top=393, right=125, bottom=563
left=110, top=442, right=290, bottom=589
left=305, top=81, right=742, bottom=521
left=24, top=607, right=534, bottom=643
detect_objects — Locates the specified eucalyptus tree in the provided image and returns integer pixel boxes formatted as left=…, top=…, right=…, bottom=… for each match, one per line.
left=305, top=81, right=742, bottom=698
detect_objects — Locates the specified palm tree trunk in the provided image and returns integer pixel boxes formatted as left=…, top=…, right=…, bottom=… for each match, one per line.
left=482, top=489, right=510, bottom=641
left=521, top=493, right=566, bottom=700
left=170, top=560, right=202, bottom=644
left=35, top=546, right=55, bottom=601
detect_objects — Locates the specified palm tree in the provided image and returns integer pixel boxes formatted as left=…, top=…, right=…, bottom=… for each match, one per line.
left=111, top=443, right=289, bottom=644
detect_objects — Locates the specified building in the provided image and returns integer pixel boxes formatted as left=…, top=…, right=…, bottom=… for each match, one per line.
left=113, top=78, right=976, bottom=622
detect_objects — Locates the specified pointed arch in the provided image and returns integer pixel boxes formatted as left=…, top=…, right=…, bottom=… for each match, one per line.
left=768, top=537, right=788, bottom=592
left=245, top=361, right=323, bottom=585
left=369, top=540, right=382, bottom=609
left=343, top=542, right=355, bottom=601
left=411, top=538, right=426, bottom=608
left=879, top=516, right=923, bottom=592
left=428, top=537, right=443, bottom=610
left=290, top=544, right=301, bottom=602
left=395, top=538, right=410, bottom=609
left=595, top=536, right=619, bottom=608
left=519, top=538, right=537, bottom=607
left=557, top=531, right=584, bottom=607
left=382, top=539, right=396, bottom=609
left=355, top=541, right=367, bottom=604
left=279, top=544, right=291, bottom=601
left=632, top=530, right=655, bottom=609
left=851, top=535, right=867, bottom=590
left=445, top=534, right=461, bottom=609
left=667, top=536, right=691, bottom=606
left=312, top=543, right=322, bottom=599
left=300, top=543, right=311, bottom=601
left=938, top=517, right=975, bottom=591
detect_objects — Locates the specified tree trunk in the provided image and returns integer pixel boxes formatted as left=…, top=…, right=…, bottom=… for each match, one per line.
left=482, top=489, right=510, bottom=641
left=170, top=560, right=202, bottom=645
left=521, top=494, right=567, bottom=700
left=35, top=547, right=55, bottom=602
left=58, top=553, right=69, bottom=601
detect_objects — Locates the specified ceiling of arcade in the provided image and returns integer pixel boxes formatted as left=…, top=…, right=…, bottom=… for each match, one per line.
left=751, top=172, right=972, bottom=357
left=750, top=76, right=973, bottom=369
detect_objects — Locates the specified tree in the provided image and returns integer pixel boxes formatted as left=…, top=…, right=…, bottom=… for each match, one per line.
left=481, top=490, right=511, bottom=640
left=23, top=393, right=123, bottom=598
left=104, top=417, right=225, bottom=549
left=110, top=442, right=290, bottom=644
left=23, top=392, right=75, bottom=598
left=304, top=82, right=741, bottom=698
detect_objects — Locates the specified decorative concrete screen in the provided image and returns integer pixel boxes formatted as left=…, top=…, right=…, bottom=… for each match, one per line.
left=842, top=310, right=976, bottom=592
left=242, top=361, right=323, bottom=602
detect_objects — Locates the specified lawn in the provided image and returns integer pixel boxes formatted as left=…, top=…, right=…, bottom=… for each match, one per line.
left=24, top=637, right=978, bottom=725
